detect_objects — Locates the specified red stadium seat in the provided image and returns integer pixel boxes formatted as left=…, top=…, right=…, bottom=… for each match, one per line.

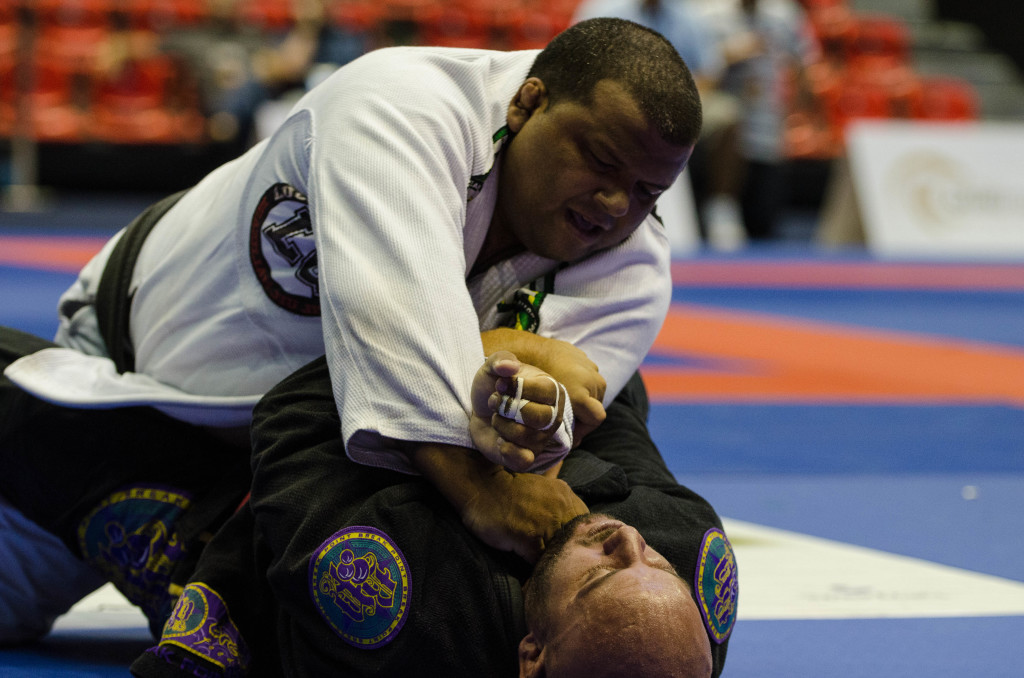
left=236, top=0, right=296, bottom=30
left=0, top=8, right=17, bottom=66
left=912, top=78, right=978, bottom=121
left=507, top=6, right=573, bottom=50
left=419, top=5, right=490, bottom=49
left=826, top=80, right=892, bottom=131
left=119, top=0, right=208, bottom=30
left=89, top=56, right=196, bottom=143
left=805, top=0, right=857, bottom=62
left=846, top=15, right=910, bottom=71
left=1, top=58, right=88, bottom=142
left=328, top=1, right=386, bottom=33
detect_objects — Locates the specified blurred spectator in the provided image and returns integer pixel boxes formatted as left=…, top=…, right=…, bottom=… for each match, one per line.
left=99, top=0, right=367, bottom=151
left=572, top=0, right=750, bottom=251
left=694, top=0, right=820, bottom=241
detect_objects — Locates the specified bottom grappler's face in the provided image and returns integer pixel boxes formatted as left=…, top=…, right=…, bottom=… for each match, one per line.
left=495, top=78, right=692, bottom=264
left=518, top=513, right=712, bottom=678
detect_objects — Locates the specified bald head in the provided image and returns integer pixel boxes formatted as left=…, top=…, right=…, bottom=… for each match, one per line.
left=519, top=514, right=712, bottom=678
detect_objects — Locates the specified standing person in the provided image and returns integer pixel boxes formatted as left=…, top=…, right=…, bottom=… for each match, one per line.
left=0, top=17, right=702, bottom=642
left=695, top=0, right=819, bottom=240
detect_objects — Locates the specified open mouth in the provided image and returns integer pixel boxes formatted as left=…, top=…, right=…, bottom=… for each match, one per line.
left=567, top=209, right=603, bottom=240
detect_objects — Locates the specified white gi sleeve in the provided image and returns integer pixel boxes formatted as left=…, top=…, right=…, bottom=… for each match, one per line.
left=303, top=51, right=488, bottom=474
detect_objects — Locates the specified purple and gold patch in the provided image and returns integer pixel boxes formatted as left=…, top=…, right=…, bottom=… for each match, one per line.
left=160, top=582, right=250, bottom=674
left=695, top=527, right=738, bottom=644
left=309, top=526, right=411, bottom=649
left=77, top=485, right=191, bottom=622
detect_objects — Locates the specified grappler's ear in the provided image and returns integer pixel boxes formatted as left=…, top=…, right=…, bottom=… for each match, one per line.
left=518, top=631, right=546, bottom=678
left=507, top=78, right=548, bottom=134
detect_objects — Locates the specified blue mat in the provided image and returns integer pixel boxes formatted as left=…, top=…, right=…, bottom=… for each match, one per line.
left=2, top=213, right=1023, bottom=675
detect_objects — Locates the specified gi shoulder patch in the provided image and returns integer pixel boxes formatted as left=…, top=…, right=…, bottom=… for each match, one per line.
left=694, top=527, right=738, bottom=644
left=77, top=485, right=191, bottom=623
left=309, top=526, right=411, bottom=649
left=159, top=582, right=250, bottom=674
left=249, top=182, right=320, bottom=316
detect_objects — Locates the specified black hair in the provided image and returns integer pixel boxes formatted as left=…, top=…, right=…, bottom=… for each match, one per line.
left=528, top=17, right=703, bottom=148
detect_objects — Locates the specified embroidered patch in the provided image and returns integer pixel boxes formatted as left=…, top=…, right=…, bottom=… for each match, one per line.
left=160, top=582, right=250, bottom=674
left=694, top=527, right=738, bottom=644
left=309, top=526, right=411, bottom=649
left=77, top=485, right=191, bottom=623
left=249, top=182, right=320, bottom=316
left=497, top=288, right=547, bottom=332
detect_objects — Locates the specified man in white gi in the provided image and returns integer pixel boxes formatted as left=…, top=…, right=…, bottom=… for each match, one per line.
left=0, top=17, right=702, bottom=643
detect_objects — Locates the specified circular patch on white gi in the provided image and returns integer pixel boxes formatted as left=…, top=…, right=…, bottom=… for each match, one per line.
left=309, top=526, right=411, bottom=649
left=249, top=182, right=320, bottom=316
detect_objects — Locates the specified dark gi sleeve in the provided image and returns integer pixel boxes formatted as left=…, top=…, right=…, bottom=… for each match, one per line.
left=133, top=356, right=527, bottom=678
left=0, top=326, right=250, bottom=637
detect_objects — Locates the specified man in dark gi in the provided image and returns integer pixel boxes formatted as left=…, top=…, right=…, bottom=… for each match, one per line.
left=128, top=357, right=737, bottom=678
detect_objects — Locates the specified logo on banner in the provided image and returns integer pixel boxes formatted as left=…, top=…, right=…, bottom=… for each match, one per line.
left=888, top=150, right=1024, bottom=231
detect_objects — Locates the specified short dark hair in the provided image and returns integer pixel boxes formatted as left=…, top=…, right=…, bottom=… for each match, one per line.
left=528, top=17, right=702, bottom=148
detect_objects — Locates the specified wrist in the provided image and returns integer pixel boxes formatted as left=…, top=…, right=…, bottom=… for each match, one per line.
left=411, top=443, right=508, bottom=514
left=481, top=328, right=569, bottom=375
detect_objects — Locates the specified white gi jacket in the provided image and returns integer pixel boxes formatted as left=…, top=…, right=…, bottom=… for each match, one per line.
left=6, top=46, right=672, bottom=473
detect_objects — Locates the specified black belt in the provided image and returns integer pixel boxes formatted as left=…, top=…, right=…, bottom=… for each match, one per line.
left=95, top=190, right=188, bottom=374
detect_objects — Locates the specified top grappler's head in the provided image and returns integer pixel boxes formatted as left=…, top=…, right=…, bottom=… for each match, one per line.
left=487, top=17, right=701, bottom=267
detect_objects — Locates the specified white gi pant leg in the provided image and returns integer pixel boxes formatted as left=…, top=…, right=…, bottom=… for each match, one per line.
left=0, top=492, right=104, bottom=645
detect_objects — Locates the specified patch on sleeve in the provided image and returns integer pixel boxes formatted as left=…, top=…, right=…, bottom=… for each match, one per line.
left=497, top=288, right=547, bottom=332
left=159, top=582, right=251, bottom=674
left=694, top=527, right=738, bottom=644
left=249, top=182, right=320, bottom=316
left=77, top=485, right=191, bottom=623
left=309, top=526, right=411, bottom=649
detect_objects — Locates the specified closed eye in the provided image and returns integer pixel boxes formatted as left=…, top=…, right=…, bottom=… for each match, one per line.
left=637, top=185, right=663, bottom=200
left=575, top=565, right=616, bottom=600
left=588, top=149, right=616, bottom=173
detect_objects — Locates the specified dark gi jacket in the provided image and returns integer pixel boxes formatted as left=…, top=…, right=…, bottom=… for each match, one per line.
left=117, top=357, right=736, bottom=677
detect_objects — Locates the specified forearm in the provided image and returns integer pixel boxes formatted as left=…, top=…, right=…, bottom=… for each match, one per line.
left=481, top=329, right=605, bottom=408
left=410, top=442, right=500, bottom=513
left=481, top=329, right=576, bottom=377
left=409, top=440, right=587, bottom=562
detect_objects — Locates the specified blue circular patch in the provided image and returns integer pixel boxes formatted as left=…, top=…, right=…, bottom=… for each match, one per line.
left=694, top=527, right=738, bottom=644
left=309, top=526, right=411, bottom=649
left=77, top=485, right=191, bottom=623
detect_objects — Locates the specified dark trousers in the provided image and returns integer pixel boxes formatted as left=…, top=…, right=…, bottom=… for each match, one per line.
left=0, top=325, right=250, bottom=633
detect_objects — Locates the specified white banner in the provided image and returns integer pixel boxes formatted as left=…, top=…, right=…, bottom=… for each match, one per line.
left=847, top=120, right=1024, bottom=258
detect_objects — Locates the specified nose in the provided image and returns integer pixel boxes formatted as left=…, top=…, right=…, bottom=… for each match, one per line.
left=602, top=525, right=647, bottom=565
left=595, top=185, right=630, bottom=218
